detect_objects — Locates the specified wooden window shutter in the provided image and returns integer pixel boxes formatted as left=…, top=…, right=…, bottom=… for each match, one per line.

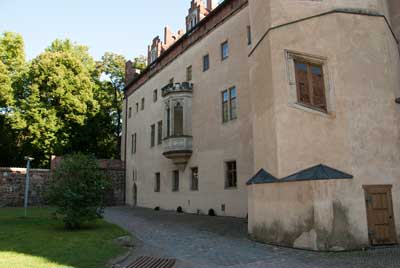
left=310, top=65, right=327, bottom=111
left=294, top=61, right=311, bottom=105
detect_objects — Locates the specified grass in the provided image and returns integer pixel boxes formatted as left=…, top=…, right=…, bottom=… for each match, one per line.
left=0, top=207, right=130, bottom=268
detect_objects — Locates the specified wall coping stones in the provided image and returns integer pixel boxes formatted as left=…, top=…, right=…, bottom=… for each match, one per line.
left=0, top=167, right=50, bottom=174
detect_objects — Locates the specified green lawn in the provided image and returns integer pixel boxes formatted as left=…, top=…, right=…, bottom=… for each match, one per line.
left=0, top=207, right=130, bottom=268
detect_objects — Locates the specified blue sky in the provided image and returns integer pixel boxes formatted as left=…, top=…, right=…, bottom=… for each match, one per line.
left=0, top=0, right=190, bottom=60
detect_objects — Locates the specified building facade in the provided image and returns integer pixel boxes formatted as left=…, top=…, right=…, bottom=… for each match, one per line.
left=122, top=0, right=400, bottom=250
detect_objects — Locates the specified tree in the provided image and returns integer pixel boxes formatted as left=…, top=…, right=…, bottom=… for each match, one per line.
left=132, top=55, right=147, bottom=71
left=0, top=32, right=25, bottom=166
left=0, top=61, right=13, bottom=110
left=8, top=40, right=99, bottom=166
left=0, top=32, right=26, bottom=78
left=46, top=153, right=110, bottom=229
left=97, top=53, right=147, bottom=158
left=98, top=52, right=126, bottom=158
left=0, top=32, right=147, bottom=167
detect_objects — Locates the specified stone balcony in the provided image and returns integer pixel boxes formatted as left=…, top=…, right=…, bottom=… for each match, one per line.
left=161, top=82, right=193, bottom=97
left=162, top=136, right=193, bottom=168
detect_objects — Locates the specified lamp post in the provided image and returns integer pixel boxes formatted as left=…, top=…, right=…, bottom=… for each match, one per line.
left=24, top=156, right=34, bottom=217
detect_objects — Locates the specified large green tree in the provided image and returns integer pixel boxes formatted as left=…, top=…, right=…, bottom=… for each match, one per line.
left=0, top=32, right=25, bottom=166
left=0, top=32, right=147, bottom=167
left=8, top=40, right=99, bottom=166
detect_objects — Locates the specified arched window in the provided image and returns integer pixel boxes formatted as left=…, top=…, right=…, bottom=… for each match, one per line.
left=173, top=102, right=183, bottom=136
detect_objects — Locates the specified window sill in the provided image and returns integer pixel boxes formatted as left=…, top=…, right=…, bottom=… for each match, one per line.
left=289, top=102, right=335, bottom=119
left=224, top=186, right=238, bottom=190
left=222, top=118, right=237, bottom=125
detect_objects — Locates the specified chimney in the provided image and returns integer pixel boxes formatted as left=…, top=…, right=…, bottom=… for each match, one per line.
left=164, top=26, right=173, bottom=47
left=207, top=0, right=217, bottom=11
left=125, top=61, right=141, bottom=85
left=125, top=61, right=134, bottom=84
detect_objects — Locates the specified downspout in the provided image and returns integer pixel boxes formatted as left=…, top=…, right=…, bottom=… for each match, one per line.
left=124, top=91, right=128, bottom=204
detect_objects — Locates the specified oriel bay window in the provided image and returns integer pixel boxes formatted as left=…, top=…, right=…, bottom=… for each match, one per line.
left=222, top=87, right=237, bottom=122
left=161, top=82, right=193, bottom=167
left=294, top=60, right=327, bottom=112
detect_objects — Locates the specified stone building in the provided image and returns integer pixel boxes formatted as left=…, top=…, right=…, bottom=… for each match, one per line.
left=122, top=0, right=400, bottom=250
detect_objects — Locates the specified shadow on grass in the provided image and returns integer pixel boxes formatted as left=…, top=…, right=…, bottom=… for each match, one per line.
left=0, top=207, right=130, bottom=268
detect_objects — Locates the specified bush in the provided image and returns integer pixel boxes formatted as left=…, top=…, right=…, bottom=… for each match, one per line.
left=46, top=153, right=110, bottom=229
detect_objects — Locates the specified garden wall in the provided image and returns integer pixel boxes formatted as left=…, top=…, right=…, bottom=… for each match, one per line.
left=0, top=158, right=125, bottom=207
left=0, top=168, right=50, bottom=207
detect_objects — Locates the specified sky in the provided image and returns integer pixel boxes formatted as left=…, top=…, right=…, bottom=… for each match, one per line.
left=0, top=0, right=190, bottom=60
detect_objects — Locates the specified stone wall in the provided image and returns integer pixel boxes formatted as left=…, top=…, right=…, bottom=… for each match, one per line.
left=0, top=159, right=125, bottom=207
left=0, top=168, right=51, bottom=207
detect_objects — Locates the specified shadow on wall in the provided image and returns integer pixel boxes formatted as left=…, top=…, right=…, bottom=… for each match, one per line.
left=250, top=201, right=363, bottom=251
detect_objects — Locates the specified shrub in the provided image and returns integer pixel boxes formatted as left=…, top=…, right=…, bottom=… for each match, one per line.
left=46, top=153, right=110, bottom=229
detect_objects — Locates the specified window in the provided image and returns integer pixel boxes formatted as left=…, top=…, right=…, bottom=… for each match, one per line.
left=222, top=87, right=237, bottom=122
left=191, top=167, right=199, bottom=191
left=172, top=170, right=179, bottom=192
left=203, top=54, right=209, bottom=72
left=131, top=133, right=136, bottom=154
left=154, top=173, right=160, bottom=192
left=166, top=106, right=171, bottom=137
left=221, top=41, right=229, bottom=60
left=141, top=98, right=145, bottom=110
left=173, top=103, right=183, bottom=136
left=294, top=60, right=327, bottom=112
left=153, top=89, right=158, bottom=102
left=128, top=107, right=132, bottom=118
left=186, top=65, right=192, bottom=81
left=136, top=102, right=139, bottom=112
left=225, top=161, right=237, bottom=188
left=247, top=25, right=252, bottom=45
left=157, top=120, right=163, bottom=145
left=229, top=87, right=237, bottom=120
left=150, top=124, right=155, bottom=147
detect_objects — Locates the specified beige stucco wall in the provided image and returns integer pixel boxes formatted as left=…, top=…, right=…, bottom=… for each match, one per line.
left=248, top=180, right=367, bottom=250
left=388, top=0, right=400, bottom=38
left=248, top=4, right=400, bottom=249
left=123, top=0, right=400, bottom=249
left=124, top=6, right=253, bottom=218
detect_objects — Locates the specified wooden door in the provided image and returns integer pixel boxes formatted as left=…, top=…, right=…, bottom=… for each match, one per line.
left=363, top=185, right=397, bottom=245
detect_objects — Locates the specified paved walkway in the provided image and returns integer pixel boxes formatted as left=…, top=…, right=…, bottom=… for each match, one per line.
left=104, top=206, right=400, bottom=268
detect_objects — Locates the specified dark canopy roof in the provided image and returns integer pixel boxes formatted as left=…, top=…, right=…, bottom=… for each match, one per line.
left=246, top=164, right=353, bottom=186
left=246, top=169, right=278, bottom=185
left=281, top=164, right=353, bottom=182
